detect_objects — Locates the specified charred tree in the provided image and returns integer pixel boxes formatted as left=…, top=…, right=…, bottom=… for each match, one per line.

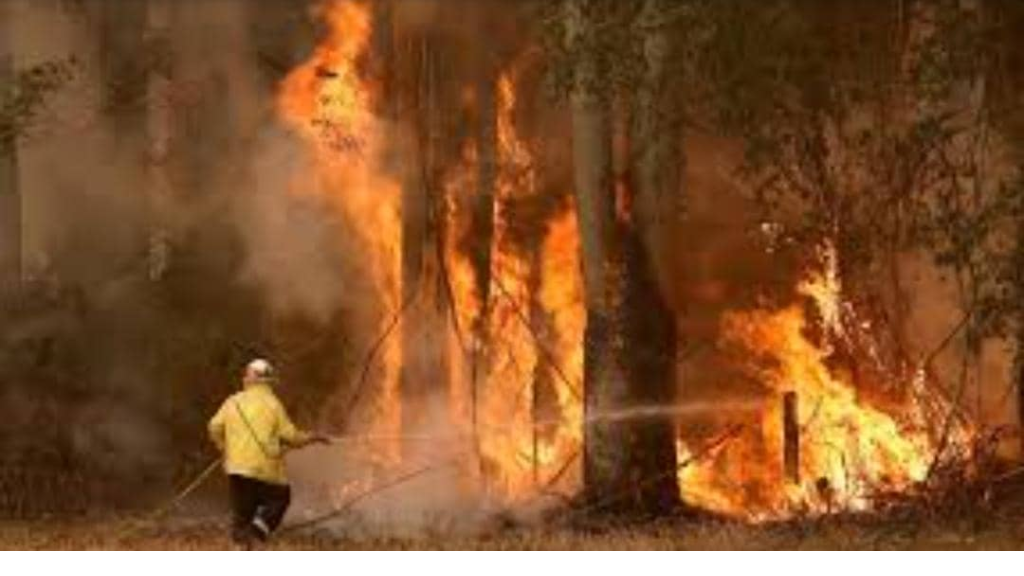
left=397, top=28, right=453, bottom=447
left=470, top=28, right=499, bottom=448
left=783, top=392, right=800, bottom=484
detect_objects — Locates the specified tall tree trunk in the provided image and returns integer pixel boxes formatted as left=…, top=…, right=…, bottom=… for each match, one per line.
left=399, top=33, right=450, bottom=448
left=373, top=0, right=397, bottom=165
left=1016, top=213, right=1024, bottom=454
left=623, top=0, right=682, bottom=510
left=399, top=34, right=430, bottom=444
left=471, top=37, right=498, bottom=450
left=1001, top=3, right=1024, bottom=457
left=987, top=0, right=1024, bottom=456
left=0, top=0, right=20, bottom=289
left=566, top=0, right=633, bottom=507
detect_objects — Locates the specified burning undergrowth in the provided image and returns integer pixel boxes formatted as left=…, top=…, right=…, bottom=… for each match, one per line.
left=678, top=245, right=976, bottom=522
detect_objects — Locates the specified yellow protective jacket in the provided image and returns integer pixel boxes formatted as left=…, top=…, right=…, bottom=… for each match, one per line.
left=208, top=383, right=310, bottom=486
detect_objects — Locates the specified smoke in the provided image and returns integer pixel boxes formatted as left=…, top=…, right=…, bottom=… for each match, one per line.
left=393, top=0, right=439, bottom=30
left=672, top=133, right=793, bottom=416
left=13, top=1, right=147, bottom=285
left=3, top=0, right=1016, bottom=524
left=234, top=128, right=352, bottom=320
left=1, top=0, right=535, bottom=527
left=0, top=0, right=357, bottom=504
left=4, top=0, right=157, bottom=484
left=286, top=408, right=492, bottom=537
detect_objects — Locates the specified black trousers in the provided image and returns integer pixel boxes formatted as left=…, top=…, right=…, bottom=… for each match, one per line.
left=228, top=474, right=291, bottom=543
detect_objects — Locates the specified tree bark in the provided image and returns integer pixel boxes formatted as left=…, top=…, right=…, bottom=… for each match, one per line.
left=471, top=34, right=499, bottom=442
left=623, top=0, right=682, bottom=510
left=399, top=33, right=451, bottom=446
left=1017, top=216, right=1024, bottom=454
left=1012, top=28, right=1024, bottom=447
left=1000, top=2, right=1024, bottom=458
left=566, top=0, right=634, bottom=507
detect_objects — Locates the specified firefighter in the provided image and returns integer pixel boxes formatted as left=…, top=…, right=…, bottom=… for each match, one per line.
left=208, top=358, right=329, bottom=546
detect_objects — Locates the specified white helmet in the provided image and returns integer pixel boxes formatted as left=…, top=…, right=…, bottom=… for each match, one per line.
left=245, top=358, right=276, bottom=384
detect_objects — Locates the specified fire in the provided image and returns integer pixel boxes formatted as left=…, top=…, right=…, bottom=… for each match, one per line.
left=473, top=71, right=540, bottom=498
left=277, top=0, right=402, bottom=465
left=678, top=246, right=971, bottom=520
left=438, top=65, right=585, bottom=500
left=536, top=211, right=585, bottom=490
left=469, top=72, right=584, bottom=500
left=280, top=0, right=586, bottom=501
left=276, top=0, right=966, bottom=520
left=474, top=207, right=584, bottom=500
left=442, top=140, right=479, bottom=448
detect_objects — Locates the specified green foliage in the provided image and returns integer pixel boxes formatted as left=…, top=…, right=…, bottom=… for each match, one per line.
left=691, top=1, right=1014, bottom=330
left=538, top=0, right=1024, bottom=350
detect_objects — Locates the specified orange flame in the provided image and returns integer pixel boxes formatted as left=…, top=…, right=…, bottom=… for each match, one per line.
left=678, top=245, right=973, bottom=520
left=472, top=72, right=584, bottom=500
left=277, top=1, right=967, bottom=519
left=277, top=0, right=402, bottom=465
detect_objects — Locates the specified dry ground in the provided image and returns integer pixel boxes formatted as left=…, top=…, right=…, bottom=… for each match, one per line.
left=2, top=512, right=1024, bottom=550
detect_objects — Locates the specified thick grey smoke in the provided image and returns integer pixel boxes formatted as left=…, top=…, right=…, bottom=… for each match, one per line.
left=3, top=0, right=512, bottom=525
left=7, top=0, right=160, bottom=490
left=1, top=0, right=356, bottom=505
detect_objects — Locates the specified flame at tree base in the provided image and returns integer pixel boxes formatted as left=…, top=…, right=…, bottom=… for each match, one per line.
left=677, top=247, right=974, bottom=521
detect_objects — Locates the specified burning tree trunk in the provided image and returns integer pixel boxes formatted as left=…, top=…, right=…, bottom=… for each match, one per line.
left=565, top=0, right=635, bottom=507
left=621, top=0, right=684, bottom=510
left=783, top=392, right=800, bottom=484
left=0, top=1, right=20, bottom=289
left=563, top=0, right=682, bottom=511
left=399, top=33, right=432, bottom=441
left=399, top=32, right=452, bottom=446
left=471, top=40, right=499, bottom=440
left=373, top=0, right=396, bottom=125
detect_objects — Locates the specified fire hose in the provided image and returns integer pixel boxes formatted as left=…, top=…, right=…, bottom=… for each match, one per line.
left=125, top=427, right=739, bottom=543
left=111, top=456, right=222, bottom=541
left=114, top=437, right=469, bottom=541
left=278, top=455, right=467, bottom=536
left=116, top=399, right=721, bottom=541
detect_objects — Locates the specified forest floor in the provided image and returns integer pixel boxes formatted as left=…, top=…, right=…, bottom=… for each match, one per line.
left=4, top=471, right=1024, bottom=550
left=3, top=510, right=1024, bottom=550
